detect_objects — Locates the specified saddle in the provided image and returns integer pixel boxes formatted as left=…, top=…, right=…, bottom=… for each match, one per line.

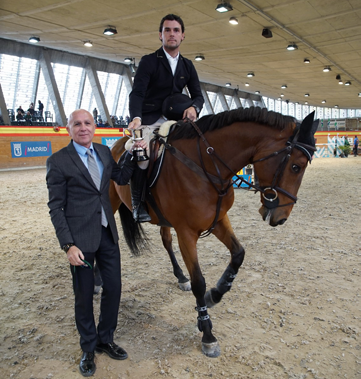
left=148, top=120, right=177, bottom=187
left=121, top=121, right=178, bottom=227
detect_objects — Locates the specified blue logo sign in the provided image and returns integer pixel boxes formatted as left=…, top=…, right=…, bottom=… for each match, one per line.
left=102, top=137, right=121, bottom=149
left=11, top=141, right=52, bottom=158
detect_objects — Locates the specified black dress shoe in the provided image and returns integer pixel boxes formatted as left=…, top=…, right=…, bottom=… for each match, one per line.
left=79, top=351, right=96, bottom=377
left=95, top=342, right=128, bottom=360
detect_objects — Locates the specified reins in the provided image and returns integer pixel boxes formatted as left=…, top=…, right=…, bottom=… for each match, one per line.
left=162, top=118, right=315, bottom=237
left=183, top=119, right=315, bottom=235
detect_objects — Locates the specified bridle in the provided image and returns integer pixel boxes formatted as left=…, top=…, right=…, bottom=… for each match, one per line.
left=251, top=130, right=316, bottom=209
left=182, top=119, right=316, bottom=236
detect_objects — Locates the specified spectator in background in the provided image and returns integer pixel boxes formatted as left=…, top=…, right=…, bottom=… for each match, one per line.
left=25, top=111, right=33, bottom=125
left=28, top=103, right=35, bottom=116
left=353, top=135, right=359, bottom=157
left=93, top=108, right=98, bottom=123
left=97, top=119, right=104, bottom=128
left=16, top=109, right=24, bottom=123
left=16, top=106, right=25, bottom=115
left=38, top=100, right=44, bottom=118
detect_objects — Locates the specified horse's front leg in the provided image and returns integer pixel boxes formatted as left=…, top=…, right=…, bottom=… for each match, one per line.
left=160, top=226, right=191, bottom=291
left=177, top=230, right=220, bottom=358
left=205, top=214, right=245, bottom=308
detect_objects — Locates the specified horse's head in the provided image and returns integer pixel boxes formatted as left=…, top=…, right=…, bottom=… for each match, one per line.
left=254, top=111, right=317, bottom=227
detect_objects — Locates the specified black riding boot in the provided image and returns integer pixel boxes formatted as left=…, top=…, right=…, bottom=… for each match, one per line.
left=131, top=166, right=151, bottom=223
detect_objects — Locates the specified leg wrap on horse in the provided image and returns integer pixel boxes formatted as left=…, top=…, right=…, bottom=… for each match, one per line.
left=216, top=266, right=237, bottom=295
left=195, top=305, right=213, bottom=332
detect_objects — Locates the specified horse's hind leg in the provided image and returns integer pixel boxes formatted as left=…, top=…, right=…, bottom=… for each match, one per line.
left=205, top=214, right=245, bottom=308
left=177, top=230, right=220, bottom=358
left=160, top=226, right=191, bottom=291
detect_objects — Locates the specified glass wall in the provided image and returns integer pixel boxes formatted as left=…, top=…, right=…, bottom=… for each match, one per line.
left=1, top=52, right=361, bottom=127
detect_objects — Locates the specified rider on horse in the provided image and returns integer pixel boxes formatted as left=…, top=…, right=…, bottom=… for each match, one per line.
left=127, top=14, right=204, bottom=222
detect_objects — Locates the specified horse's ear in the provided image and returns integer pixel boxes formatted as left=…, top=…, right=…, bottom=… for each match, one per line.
left=298, top=111, right=317, bottom=146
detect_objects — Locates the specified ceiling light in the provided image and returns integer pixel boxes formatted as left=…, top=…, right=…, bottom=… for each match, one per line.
left=245, top=83, right=249, bottom=86
left=229, top=17, right=238, bottom=25
left=84, top=41, right=93, bottom=47
left=304, top=58, right=310, bottom=63
left=281, top=84, right=287, bottom=89
left=358, top=93, right=361, bottom=97
left=305, top=101, right=308, bottom=105
left=345, top=81, right=351, bottom=86
left=225, top=82, right=231, bottom=87
left=280, top=93, right=284, bottom=97
left=195, top=55, right=205, bottom=61
left=336, top=74, right=341, bottom=80
left=29, top=36, right=40, bottom=44
left=247, top=72, right=254, bottom=77
left=339, top=80, right=343, bottom=85
left=323, top=66, right=331, bottom=72
left=322, top=100, right=326, bottom=104
left=215, top=2, right=233, bottom=12
left=103, top=26, right=117, bottom=36
left=124, top=57, right=133, bottom=63
left=287, top=43, right=298, bottom=51
left=304, top=93, right=310, bottom=97
left=262, top=28, right=273, bottom=38
left=334, top=105, right=339, bottom=108
left=277, top=97, right=282, bottom=100
left=255, top=91, right=260, bottom=94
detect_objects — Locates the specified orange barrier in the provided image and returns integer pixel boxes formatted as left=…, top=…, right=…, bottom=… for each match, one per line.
left=0, top=126, right=124, bottom=170
left=0, top=127, right=357, bottom=170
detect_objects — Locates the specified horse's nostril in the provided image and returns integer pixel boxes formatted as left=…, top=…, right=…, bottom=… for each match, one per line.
left=277, top=218, right=287, bottom=225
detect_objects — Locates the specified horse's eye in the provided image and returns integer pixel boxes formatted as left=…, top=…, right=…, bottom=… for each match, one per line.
left=292, top=164, right=300, bottom=173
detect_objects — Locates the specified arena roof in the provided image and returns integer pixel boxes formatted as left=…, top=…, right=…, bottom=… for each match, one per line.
left=1, top=0, right=361, bottom=108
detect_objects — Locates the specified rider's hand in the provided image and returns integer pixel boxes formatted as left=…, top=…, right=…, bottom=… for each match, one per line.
left=183, top=107, right=197, bottom=122
left=128, top=118, right=141, bottom=130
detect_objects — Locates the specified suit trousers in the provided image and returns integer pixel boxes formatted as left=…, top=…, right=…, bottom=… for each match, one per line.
left=70, top=225, right=121, bottom=352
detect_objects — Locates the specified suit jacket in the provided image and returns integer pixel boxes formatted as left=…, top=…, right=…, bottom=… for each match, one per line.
left=46, top=141, right=135, bottom=253
left=129, top=47, right=204, bottom=125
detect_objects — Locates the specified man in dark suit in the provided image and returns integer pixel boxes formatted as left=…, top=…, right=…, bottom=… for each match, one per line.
left=128, top=13, right=204, bottom=222
left=46, top=109, right=146, bottom=377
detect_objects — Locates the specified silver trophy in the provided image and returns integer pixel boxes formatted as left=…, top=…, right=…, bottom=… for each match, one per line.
left=126, top=128, right=149, bottom=161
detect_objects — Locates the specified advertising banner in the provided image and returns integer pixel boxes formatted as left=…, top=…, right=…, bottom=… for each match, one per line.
left=11, top=141, right=52, bottom=158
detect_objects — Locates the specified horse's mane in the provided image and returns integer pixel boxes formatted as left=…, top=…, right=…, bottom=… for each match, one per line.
left=170, top=106, right=296, bottom=140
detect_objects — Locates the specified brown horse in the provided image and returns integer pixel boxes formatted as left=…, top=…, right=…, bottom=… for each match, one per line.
left=109, top=106, right=317, bottom=358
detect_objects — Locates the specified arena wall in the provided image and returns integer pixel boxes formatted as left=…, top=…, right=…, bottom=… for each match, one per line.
left=0, top=127, right=360, bottom=170
left=0, top=126, right=124, bottom=169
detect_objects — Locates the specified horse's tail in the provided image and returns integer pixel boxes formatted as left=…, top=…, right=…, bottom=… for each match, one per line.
left=118, top=203, right=147, bottom=256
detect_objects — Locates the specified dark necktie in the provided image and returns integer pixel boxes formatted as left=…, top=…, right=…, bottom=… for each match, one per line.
left=86, top=149, right=108, bottom=227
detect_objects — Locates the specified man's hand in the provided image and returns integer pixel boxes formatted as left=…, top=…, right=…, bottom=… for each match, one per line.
left=183, top=106, right=197, bottom=121
left=67, top=245, right=85, bottom=266
left=128, top=118, right=142, bottom=130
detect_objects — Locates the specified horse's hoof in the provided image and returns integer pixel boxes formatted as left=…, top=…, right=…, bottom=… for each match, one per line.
left=205, top=290, right=217, bottom=308
left=202, top=341, right=221, bottom=358
left=178, top=280, right=191, bottom=291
